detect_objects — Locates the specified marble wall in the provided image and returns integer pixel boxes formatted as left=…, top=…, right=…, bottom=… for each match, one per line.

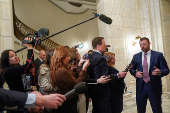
left=160, top=0, right=170, bottom=91
left=0, top=0, right=14, bottom=54
left=97, top=0, right=170, bottom=93
left=97, top=0, right=139, bottom=94
left=13, top=0, right=99, bottom=56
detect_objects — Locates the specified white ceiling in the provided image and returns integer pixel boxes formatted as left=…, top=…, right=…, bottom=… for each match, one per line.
left=49, top=0, right=97, bottom=14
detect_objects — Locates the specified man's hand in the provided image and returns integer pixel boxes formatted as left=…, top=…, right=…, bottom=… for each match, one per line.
left=35, top=92, right=66, bottom=109
left=152, top=66, right=161, bottom=76
left=119, top=72, right=127, bottom=78
left=135, top=71, right=143, bottom=78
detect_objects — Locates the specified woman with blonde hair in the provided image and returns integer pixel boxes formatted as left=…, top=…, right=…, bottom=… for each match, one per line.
left=50, top=46, right=89, bottom=113
left=38, top=47, right=56, bottom=94
left=103, top=52, right=126, bottom=113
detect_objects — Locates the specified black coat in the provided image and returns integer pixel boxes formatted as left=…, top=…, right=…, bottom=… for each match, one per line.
left=34, top=58, right=42, bottom=71
left=32, top=58, right=44, bottom=85
left=3, top=50, right=34, bottom=92
left=108, top=66, right=125, bottom=113
left=87, top=51, right=118, bottom=101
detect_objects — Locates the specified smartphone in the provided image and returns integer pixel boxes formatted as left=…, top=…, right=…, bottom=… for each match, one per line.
left=77, top=43, right=84, bottom=49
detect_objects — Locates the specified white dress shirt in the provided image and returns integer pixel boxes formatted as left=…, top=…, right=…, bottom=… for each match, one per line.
left=25, top=94, right=36, bottom=108
left=93, top=50, right=101, bottom=54
left=38, top=57, right=43, bottom=62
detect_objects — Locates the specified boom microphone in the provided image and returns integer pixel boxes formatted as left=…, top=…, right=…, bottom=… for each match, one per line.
left=64, top=82, right=86, bottom=98
left=15, top=13, right=107, bottom=53
left=94, top=13, right=112, bottom=24
left=124, top=59, right=135, bottom=72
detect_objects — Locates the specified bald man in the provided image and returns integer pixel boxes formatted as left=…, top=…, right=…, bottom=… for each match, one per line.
left=33, top=50, right=46, bottom=91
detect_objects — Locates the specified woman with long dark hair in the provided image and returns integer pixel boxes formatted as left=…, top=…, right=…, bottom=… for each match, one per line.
left=50, top=46, right=89, bottom=113
left=0, top=37, right=34, bottom=93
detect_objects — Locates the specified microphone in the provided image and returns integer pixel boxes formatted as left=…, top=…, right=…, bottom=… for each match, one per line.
left=64, top=82, right=86, bottom=98
left=124, top=59, right=135, bottom=72
left=94, top=13, right=112, bottom=24
left=38, top=28, right=49, bottom=37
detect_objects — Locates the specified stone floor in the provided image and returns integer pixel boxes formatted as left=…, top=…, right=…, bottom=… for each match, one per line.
left=122, top=93, right=170, bottom=113
left=87, top=92, right=170, bottom=113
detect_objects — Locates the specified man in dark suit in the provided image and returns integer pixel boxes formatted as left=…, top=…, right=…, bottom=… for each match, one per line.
left=130, top=37, right=169, bottom=113
left=0, top=88, right=27, bottom=111
left=34, top=50, right=46, bottom=68
left=0, top=88, right=66, bottom=111
left=87, top=37, right=127, bottom=113
left=33, top=50, right=46, bottom=90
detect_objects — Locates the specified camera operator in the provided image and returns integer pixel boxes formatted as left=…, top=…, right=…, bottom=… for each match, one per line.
left=0, top=37, right=34, bottom=91
left=0, top=37, right=34, bottom=113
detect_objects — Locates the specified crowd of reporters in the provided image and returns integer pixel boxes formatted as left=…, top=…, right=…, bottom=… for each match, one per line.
left=0, top=37, right=130, bottom=113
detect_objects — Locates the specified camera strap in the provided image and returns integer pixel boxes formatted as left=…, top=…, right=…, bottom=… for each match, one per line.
left=24, top=38, right=39, bottom=74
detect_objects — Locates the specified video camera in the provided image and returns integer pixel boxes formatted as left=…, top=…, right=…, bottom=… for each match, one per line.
left=22, top=28, right=49, bottom=46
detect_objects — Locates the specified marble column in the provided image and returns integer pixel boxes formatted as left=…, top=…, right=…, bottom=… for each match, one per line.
left=0, top=0, right=14, bottom=54
left=160, top=0, right=170, bottom=91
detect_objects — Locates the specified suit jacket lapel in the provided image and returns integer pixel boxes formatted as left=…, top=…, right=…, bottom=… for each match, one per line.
left=149, top=50, right=155, bottom=69
left=37, top=58, right=42, bottom=64
left=139, top=52, right=142, bottom=70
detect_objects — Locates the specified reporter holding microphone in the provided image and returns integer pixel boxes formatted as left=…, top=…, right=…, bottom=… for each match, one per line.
left=103, top=52, right=127, bottom=113
left=50, top=46, right=90, bottom=113
left=0, top=88, right=66, bottom=112
left=0, top=37, right=35, bottom=113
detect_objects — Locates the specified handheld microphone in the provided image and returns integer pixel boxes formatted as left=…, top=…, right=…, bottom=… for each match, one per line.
left=64, top=82, right=86, bottom=98
left=124, top=59, right=135, bottom=72
left=93, top=13, right=112, bottom=25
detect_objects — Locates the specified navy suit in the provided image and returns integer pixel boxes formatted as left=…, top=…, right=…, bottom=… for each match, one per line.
left=108, top=66, right=125, bottom=113
left=130, top=50, right=169, bottom=113
left=87, top=51, right=118, bottom=113
left=0, top=88, right=27, bottom=111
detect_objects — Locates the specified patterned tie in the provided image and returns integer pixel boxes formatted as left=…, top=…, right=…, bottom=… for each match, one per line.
left=143, top=52, right=149, bottom=83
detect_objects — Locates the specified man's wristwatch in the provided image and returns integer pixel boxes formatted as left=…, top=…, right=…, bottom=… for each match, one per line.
left=117, top=73, right=120, bottom=78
